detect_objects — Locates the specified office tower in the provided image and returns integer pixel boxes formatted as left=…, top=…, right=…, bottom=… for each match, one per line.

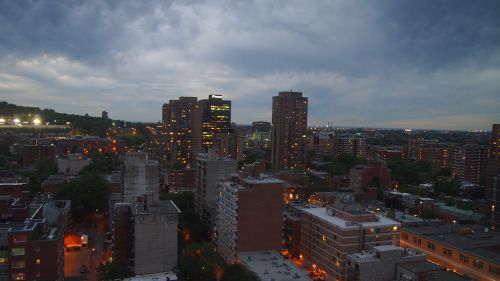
left=487, top=124, right=500, bottom=230
left=291, top=194, right=400, bottom=281
left=195, top=150, right=237, bottom=222
left=336, top=135, right=367, bottom=159
left=271, top=91, right=308, bottom=170
left=198, top=94, right=231, bottom=150
left=123, top=152, right=160, bottom=203
left=216, top=175, right=284, bottom=264
left=162, top=97, right=201, bottom=166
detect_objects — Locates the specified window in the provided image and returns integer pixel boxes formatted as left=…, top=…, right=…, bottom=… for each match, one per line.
left=11, top=248, right=25, bottom=256
left=12, top=273, right=25, bottom=280
left=35, top=247, right=40, bottom=252
left=427, top=242, right=436, bottom=250
left=473, top=260, right=483, bottom=270
left=402, top=233, right=409, bottom=240
left=489, top=266, right=500, bottom=275
left=12, top=234, right=28, bottom=244
left=459, top=254, right=469, bottom=264
left=0, top=257, right=8, bottom=264
left=11, top=260, right=25, bottom=269
left=443, top=248, right=452, bottom=256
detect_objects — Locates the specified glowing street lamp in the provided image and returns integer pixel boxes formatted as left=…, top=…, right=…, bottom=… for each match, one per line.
left=13, top=118, right=20, bottom=124
left=33, top=118, right=42, bottom=125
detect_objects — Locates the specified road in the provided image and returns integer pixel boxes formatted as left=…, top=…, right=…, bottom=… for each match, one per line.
left=65, top=213, right=108, bottom=281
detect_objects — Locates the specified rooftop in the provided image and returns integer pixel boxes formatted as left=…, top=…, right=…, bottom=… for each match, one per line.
left=349, top=245, right=424, bottom=263
left=397, top=261, right=442, bottom=273
left=297, top=205, right=399, bottom=230
left=238, top=250, right=312, bottom=281
left=122, top=272, right=178, bottom=281
left=404, top=224, right=500, bottom=265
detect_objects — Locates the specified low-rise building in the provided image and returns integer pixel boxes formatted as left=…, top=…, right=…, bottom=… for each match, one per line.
left=346, top=245, right=426, bottom=281
left=294, top=194, right=401, bottom=281
left=401, top=224, right=500, bottom=281
left=238, top=250, right=311, bottom=281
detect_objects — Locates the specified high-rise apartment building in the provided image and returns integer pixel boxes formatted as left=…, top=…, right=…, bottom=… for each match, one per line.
left=214, top=128, right=243, bottom=161
left=113, top=152, right=179, bottom=275
left=452, top=144, right=488, bottom=185
left=336, top=135, right=367, bottom=159
left=123, top=152, right=160, bottom=203
left=112, top=199, right=180, bottom=275
left=162, top=97, right=201, bottom=166
left=195, top=150, right=237, bottom=222
left=198, top=94, right=231, bottom=150
left=407, top=139, right=438, bottom=160
left=271, top=91, right=308, bottom=170
left=414, top=143, right=453, bottom=169
left=216, top=175, right=284, bottom=264
left=487, top=124, right=500, bottom=230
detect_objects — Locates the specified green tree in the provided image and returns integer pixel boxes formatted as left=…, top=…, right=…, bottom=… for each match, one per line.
left=96, top=262, right=132, bottom=281
left=221, top=264, right=259, bottom=281
left=55, top=173, right=111, bottom=221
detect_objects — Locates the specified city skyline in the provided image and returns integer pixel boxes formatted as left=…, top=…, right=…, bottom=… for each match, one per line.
left=1, top=1, right=499, bottom=130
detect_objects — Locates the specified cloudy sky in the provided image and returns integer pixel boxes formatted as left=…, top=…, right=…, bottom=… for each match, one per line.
left=0, top=0, right=499, bottom=130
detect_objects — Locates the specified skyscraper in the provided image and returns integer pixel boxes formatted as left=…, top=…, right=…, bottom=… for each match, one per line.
left=162, top=97, right=201, bottom=166
left=271, top=91, right=308, bottom=170
left=198, top=94, right=231, bottom=150
left=487, top=124, right=500, bottom=230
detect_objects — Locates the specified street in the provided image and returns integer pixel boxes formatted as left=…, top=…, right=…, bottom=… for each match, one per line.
left=65, top=213, right=108, bottom=281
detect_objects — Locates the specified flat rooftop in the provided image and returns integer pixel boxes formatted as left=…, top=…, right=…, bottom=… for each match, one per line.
left=238, top=250, right=311, bottom=281
left=122, top=272, right=178, bottom=281
left=349, top=246, right=424, bottom=263
left=397, top=261, right=442, bottom=273
left=297, top=205, right=399, bottom=230
left=404, top=224, right=500, bottom=265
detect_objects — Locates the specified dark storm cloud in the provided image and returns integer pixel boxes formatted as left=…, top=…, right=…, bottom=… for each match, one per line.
left=0, top=0, right=499, bottom=129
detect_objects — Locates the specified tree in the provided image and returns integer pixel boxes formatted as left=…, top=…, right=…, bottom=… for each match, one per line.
left=55, top=172, right=111, bottom=221
left=221, top=264, right=259, bottom=281
left=96, top=262, right=132, bottom=281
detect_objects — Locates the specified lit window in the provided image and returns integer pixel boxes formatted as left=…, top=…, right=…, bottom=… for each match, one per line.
left=11, top=248, right=25, bottom=256
left=36, top=259, right=41, bottom=265
left=12, top=273, right=25, bottom=280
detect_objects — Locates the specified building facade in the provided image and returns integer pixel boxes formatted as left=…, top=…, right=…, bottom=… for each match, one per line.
left=161, top=97, right=201, bottom=166
left=216, top=175, right=284, bottom=264
left=401, top=224, right=500, bottom=281
left=195, top=150, right=237, bottom=222
left=271, top=91, right=308, bottom=170
left=123, top=152, right=160, bottom=203
left=198, top=95, right=231, bottom=150
left=294, top=196, right=401, bottom=281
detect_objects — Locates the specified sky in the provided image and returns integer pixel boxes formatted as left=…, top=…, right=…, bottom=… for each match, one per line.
left=0, top=0, right=499, bottom=130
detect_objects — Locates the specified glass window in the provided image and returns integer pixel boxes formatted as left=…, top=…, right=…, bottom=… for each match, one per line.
left=12, top=260, right=25, bottom=269
left=12, top=273, right=25, bottom=280
left=0, top=257, right=8, bottom=264
left=11, top=248, right=25, bottom=256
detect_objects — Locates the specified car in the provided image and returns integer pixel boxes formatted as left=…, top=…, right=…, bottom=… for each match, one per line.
left=80, top=265, right=89, bottom=274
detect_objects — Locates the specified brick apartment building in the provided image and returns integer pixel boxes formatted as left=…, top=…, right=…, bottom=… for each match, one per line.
left=216, top=175, right=284, bottom=264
